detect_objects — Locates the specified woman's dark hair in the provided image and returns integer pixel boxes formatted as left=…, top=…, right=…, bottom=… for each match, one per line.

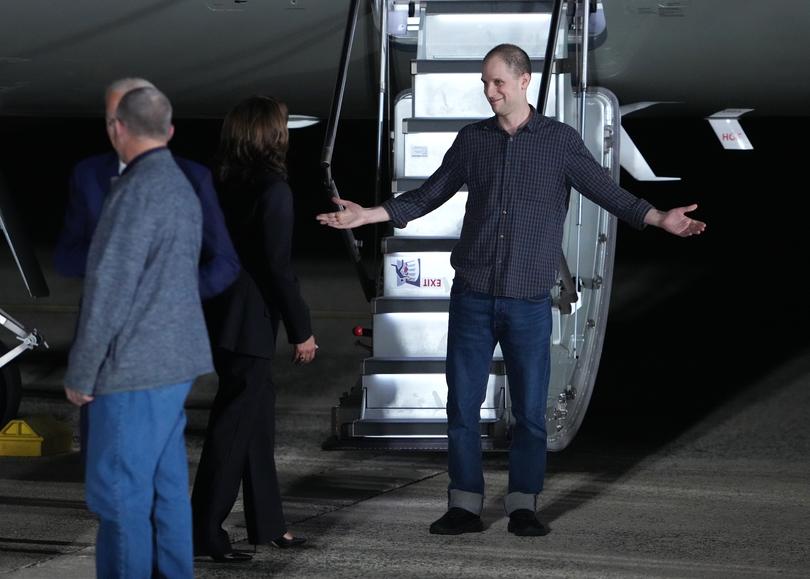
left=217, top=95, right=289, bottom=181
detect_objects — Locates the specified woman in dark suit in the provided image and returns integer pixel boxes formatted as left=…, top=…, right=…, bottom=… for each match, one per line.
left=192, top=95, right=317, bottom=562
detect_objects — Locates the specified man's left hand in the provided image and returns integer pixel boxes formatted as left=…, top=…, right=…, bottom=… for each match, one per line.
left=646, top=204, right=706, bottom=237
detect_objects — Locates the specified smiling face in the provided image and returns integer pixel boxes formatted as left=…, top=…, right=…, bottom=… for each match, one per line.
left=481, top=55, right=531, bottom=119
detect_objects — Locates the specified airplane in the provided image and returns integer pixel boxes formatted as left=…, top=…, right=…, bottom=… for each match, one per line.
left=0, top=1, right=806, bottom=117
left=1, top=0, right=808, bottom=447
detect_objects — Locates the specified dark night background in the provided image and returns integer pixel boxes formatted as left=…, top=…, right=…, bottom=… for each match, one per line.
left=1, top=112, right=807, bottom=450
left=1, top=113, right=805, bottom=260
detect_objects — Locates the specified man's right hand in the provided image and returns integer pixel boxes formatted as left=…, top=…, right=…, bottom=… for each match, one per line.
left=315, top=197, right=389, bottom=229
left=64, top=386, right=94, bottom=407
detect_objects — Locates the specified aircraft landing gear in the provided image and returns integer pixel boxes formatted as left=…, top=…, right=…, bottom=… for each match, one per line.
left=0, top=310, right=47, bottom=428
left=0, top=341, right=22, bottom=428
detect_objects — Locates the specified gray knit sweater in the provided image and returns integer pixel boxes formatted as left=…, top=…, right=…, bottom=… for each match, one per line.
left=64, top=148, right=213, bottom=395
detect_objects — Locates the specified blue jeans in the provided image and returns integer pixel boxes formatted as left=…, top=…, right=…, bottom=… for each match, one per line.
left=446, top=283, right=551, bottom=515
left=86, top=381, right=194, bottom=579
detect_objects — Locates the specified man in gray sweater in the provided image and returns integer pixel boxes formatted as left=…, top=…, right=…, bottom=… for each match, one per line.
left=63, top=86, right=213, bottom=579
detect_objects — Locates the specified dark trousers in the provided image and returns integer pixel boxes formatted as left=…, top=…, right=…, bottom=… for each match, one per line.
left=191, top=349, right=285, bottom=555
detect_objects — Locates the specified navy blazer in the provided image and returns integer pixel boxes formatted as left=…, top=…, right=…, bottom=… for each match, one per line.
left=54, top=151, right=240, bottom=300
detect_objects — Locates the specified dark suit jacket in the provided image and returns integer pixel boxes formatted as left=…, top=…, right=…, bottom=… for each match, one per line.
left=54, top=151, right=240, bottom=301
left=205, top=171, right=312, bottom=358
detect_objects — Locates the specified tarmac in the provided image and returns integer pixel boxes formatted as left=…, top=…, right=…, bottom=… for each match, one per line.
left=1, top=248, right=809, bottom=578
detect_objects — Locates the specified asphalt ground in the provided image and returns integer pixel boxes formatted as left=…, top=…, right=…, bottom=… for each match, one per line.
left=1, top=252, right=809, bottom=578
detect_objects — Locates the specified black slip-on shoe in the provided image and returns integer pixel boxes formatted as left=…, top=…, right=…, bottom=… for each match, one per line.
left=429, top=507, right=484, bottom=535
left=507, top=509, right=550, bottom=537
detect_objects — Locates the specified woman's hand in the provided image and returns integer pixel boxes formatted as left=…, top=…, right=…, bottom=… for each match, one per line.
left=293, top=335, right=318, bottom=364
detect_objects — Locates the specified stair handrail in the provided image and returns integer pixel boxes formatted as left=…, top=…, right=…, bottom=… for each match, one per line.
left=570, top=0, right=593, bottom=346
left=321, top=0, right=376, bottom=302
left=537, top=0, right=564, bottom=117
left=372, top=1, right=390, bottom=276
left=536, top=0, right=579, bottom=313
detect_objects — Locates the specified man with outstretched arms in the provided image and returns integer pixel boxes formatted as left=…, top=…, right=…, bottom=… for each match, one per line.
left=317, top=43, right=705, bottom=537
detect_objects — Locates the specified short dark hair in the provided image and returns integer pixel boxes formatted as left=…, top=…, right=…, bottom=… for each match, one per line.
left=217, top=95, right=289, bottom=181
left=115, top=87, right=172, bottom=139
left=483, top=43, right=531, bottom=76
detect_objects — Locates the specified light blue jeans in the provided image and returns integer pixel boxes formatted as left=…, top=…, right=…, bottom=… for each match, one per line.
left=85, top=381, right=193, bottom=579
left=446, top=283, right=552, bottom=515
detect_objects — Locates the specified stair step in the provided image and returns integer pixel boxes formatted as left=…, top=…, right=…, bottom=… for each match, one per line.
left=363, top=378, right=503, bottom=416
left=403, top=118, right=482, bottom=134
left=362, top=362, right=506, bottom=420
left=412, top=58, right=546, bottom=75
left=372, top=297, right=449, bottom=314
left=419, top=3, right=557, bottom=61
left=395, top=178, right=455, bottom=193
left=424, top=1, right=557, bottom=16
left=383, top=248, right=453, bottom=297
left=372, top=299, right=505, bottom=359
left=391, top=190, right=467, bottom=237
left=348, top=421, right=498, bottom=438
left=412, top=67, right=547, bottom=118
left=322, top=435, right=509, bottom=450
left=362, top=357, right=506, bottom=375
left=382, top=237, right=458, bottom=253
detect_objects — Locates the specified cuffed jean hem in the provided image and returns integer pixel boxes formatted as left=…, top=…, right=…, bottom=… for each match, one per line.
left=448, top=489, right=484, bottom=515
left=504, top=492, right=537, bottom=515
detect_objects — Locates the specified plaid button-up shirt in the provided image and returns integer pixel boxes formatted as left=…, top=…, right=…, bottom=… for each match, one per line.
left=383, top=110, right=654, bottom=299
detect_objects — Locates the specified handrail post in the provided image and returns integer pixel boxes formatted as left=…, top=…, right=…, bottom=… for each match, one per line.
left=578, top=0, right=591, bottom=136
left=372, top=1, right=389, bottom=275
left=321, top=0, right=376, bottom=302
left=537, top=0, right=579, bottom=311
left=321, top=0, right=361, bottom=170
left=537, top=0, right=564, bottom=116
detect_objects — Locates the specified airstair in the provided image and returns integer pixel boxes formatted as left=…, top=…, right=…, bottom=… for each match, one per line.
left=322, top=0, right=619, bottom=451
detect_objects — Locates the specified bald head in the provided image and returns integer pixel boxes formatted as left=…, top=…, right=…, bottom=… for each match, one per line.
left=115, top=86, right=173, bottom=140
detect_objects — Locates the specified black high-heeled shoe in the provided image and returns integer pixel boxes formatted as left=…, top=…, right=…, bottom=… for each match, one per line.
left=195, top=549, right=253, bottom=562
left=270, top=535, right=307, bottom=549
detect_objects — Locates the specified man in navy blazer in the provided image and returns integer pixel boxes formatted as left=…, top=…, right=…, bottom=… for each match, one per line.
left=54, top=77, right=239, bottom=301
left=55, top=78, right=240, bottom=469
